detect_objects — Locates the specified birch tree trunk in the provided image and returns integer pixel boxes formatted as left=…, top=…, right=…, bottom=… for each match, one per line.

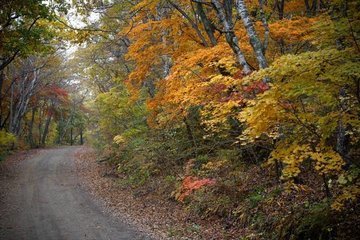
left=235, top=0, right=268, bottom=69
left=212, top=0, right=251, bottom=74
left=10, top=68, right=39, bottom=135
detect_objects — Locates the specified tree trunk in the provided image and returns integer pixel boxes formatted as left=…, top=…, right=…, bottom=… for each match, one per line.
left=336, top=87, right=350, bottom=163
left=0, top=50, right=20, bottom=72
left=80, top=128, right=84, bottom=145
left=212, top=0, right=251, bottom=74
left=38, top=108, right=43, bottom=146
left=9, top=69, right=39, bottom=135
left=183, top=117, right=197, bottom=157
left=259, top=0, right=270, bottom=53
left=0, top=70, right=4, bottom=127
left=195, top=2, right=218, bottom=46
left=224, top=0, right=234, bottom=22
left=167, top=0, right=210, bottom=47
left=28, top=107, right=36, bottom=148
left=70, top=127, right=73, bottom=146
left=41, top=112, right=52, bottom=146
left=304, top=0, right=312, bottom=16
left=235, top=0, right=268, bottom=69
left=9, top=80, right=14, bottom=133
left=311, top=0, right=319, bottom=16
left=276, top=0, right=285, bottom=19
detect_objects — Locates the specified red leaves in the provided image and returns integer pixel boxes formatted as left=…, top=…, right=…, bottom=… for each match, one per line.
left=204, top=83, right=228, bottom=97
left=220, top=92, right=245, bottom=105
left=243, top=81, right=269, bottom=94
left=280, top=101, right=296, bottom=111
left=257, top=82, right=270, bottom=92
left=176, top=176, right=216, bottom=202
left=50, top=86, right=69, bottom=98
left=40, top=84, right=70, bottom=103
left=233, top=70, right=245, bottom=80
left=43, top=85, right=69, bottom=98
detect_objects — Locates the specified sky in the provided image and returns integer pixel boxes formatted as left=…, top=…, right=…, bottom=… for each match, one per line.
left=64, top=3, right=100, bottom=57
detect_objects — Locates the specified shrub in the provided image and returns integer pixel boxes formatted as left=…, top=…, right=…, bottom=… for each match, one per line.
left=0, top=130, right=16, bottom=160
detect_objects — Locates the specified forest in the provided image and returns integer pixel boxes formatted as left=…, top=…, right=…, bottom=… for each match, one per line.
left=0, top=0, right=359, bottom=239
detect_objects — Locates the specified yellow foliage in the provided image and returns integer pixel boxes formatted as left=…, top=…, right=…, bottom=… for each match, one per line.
left=332, top=183, right=360, bottom=211
left=0, top=130, right=16, bottom=146
left=201, top=160, right=229, bottom=172
left=269, top=144, right=311, bottom=180
left=113, top=135, right=126, bottom=145
left=310, top=148, right=344, bottom=175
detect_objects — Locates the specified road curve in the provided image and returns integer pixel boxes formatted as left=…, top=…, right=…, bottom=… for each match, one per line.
left=0, top=147, right=149, bottom=240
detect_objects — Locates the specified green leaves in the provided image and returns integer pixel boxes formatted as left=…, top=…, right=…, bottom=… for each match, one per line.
left=0, top=0, right=69, bottom=70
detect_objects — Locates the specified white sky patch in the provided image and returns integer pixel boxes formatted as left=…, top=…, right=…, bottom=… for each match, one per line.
left=63, top=2, right=101, bottom=58
left=66, top=8, right=100, bottom=28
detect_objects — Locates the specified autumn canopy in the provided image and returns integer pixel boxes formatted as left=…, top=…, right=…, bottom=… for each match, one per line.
left=0, top=0, right=359, bottom=238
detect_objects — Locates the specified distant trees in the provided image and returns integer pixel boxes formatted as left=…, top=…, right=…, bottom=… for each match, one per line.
left=0, top=0, right=87, bottom=150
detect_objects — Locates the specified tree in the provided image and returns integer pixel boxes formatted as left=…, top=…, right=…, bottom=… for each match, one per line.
left=56, top=0, right=360, bottom=238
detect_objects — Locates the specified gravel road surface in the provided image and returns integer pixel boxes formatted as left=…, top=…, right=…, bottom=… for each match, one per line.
left=0, top=147, right=149, bottom=240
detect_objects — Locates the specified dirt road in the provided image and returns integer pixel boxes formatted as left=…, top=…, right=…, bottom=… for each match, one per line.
left=0, top=147, right=149, bottom=240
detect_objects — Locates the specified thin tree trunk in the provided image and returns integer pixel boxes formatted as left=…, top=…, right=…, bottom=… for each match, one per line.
left=183, top=117, right=198, bottom=157
left=38, top=108, right=43, bottom=146
left=311, top=0, right=319, bottom=16
left=41, top=111, right=52, bottom=146
left=323, top=174, right=332, bottom=198
left=9, top=80, right=14, bottom=132
left=167, top=0, right=210, bottom=47
left=224, top=0, right=233, bottom=22
left=277, top=0, right=285, bottom=19
left=80, top=128, right=84, bottom=145
left=304, top=0, right=312, bottom=16
left=336, top=88, right=349, bottom=161
left=70, top=127, right=73, bottom=146
left=0, top=70, right=4, bottom=120
left=0, top=50, right=20, bottom=72
left=10, top=69, right=39, bottom=135
left=212, top=0, right=252, bottom=74
left=28, top=107, right=36, bottom=147
left=258, top=0, right=270, bottom=53
left=236, top=0, right=268, bottom=70
left=195, top=2, right=218, bottom=46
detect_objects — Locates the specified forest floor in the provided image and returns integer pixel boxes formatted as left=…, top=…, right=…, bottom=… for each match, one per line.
left=74, top=146, right=249, bottom=240
left=0, top=146, right=149, bottom=240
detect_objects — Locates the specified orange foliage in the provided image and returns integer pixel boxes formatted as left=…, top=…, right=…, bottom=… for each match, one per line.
left=284, top=0, right=306, bottom=13
left=125, top=0, right=322, bottom=134
left=269, top=17, right=316, bottom=43
left=176, top=176, right=216, bottom=202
